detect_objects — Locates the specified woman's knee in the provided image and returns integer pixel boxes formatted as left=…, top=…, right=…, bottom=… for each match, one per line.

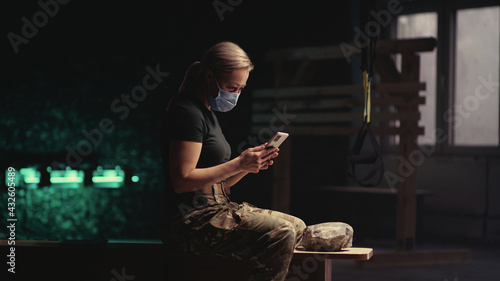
left=267, top=210, right=306, bottom=234
left=272, top=221, right=298, bottom=248
left=295, top=217, right=306, bottom=232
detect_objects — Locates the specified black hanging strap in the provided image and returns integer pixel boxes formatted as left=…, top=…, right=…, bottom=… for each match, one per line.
left=348, top=115, right=384, bottom=186
left=348, top=0, right=384, bottom=187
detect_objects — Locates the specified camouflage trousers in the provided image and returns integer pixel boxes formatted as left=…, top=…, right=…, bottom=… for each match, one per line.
left=160, top=192, right=306, bottom=281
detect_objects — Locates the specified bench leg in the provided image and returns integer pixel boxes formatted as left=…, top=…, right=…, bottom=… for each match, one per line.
left=288, top=256, right=332, bottom=281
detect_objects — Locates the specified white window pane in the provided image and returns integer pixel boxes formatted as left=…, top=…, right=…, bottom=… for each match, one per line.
left=454, top=6, right=499, bottom=146
left=397, top=12, right=438, bottom=145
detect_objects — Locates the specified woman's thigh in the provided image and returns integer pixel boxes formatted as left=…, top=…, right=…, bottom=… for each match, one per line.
left=239, top=203, right=306, bottom=234
left=163, top=204, right=298, bottom=255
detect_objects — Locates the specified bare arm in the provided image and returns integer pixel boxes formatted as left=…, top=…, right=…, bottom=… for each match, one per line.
left=225, top=148, right=278, bottom=192
left=224, top=171, right=248, bottom=193
left=169, top=140, right=278, bottom=194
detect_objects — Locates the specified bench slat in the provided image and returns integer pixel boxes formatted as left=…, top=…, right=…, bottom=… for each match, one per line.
left=251, top=126, right=425, bottom=136
left=253, top=111, right=420, bottom=124
left=265, top=37, right=437, bottom=61
left=293, top=247, right=373, bottom=260
left=253, top=96, right=426, bottom=112
left=253, top=82, right=425, bottom=99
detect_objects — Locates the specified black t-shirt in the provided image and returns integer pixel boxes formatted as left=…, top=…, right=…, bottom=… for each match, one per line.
left=159, top=93, right=231, bottom=216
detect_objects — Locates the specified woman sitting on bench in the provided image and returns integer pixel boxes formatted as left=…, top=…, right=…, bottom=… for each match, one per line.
left=159, top=41, right=306, bottom=281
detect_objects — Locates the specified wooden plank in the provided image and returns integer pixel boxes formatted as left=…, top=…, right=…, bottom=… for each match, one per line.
left=396, top=53, right=421, bottom=252
left=253, top=96, right=426, bottom=112
left=265, top=37, right=437, bottom=61
left=254, top=85, right=362, bottom=98
left=251, top=126, right=425, bottom=136
left=253, top=82, right=426, bottom=99
left=375, top=82, right=426, bottom=94
left=273, top=139, right=291, bottom=213
left=163, top=248, right=371, bottom=281
left=290, top=253, right=332, bottom=281
left=272, top=59, right=291, bottom=217
left=293, top=247, right=373, bottom=261
left=376, top=37, right=438, bottom=56
left=253, top=111, right=420, bottom=124
left=375, top=54, right=401, bottom=82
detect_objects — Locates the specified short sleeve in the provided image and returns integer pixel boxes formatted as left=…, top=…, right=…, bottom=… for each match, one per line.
left=169, top=104, right=205, bottom=143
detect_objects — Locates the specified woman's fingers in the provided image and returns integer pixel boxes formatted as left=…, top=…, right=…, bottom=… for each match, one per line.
left=239, top=144, right=280, bottom=173
left=261, top=148, right=278, bottom=161
left=249, top=143, right=268, bottom=152
left=259, top=159, right=274, bottom=170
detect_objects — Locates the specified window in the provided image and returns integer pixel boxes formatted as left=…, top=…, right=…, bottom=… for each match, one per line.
left=394, top=3, right=499, bottom=151
left=454, top=6, right=499, bottom=146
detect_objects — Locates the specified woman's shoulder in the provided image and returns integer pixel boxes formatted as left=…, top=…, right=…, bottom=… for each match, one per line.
left=168, top=94, right=208, bottom=120
left=170, top=94, right=201, bottom=111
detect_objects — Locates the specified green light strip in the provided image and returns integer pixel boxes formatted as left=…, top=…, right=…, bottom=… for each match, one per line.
left=24, top=177, right=40, bottom=184
left=92, top=176, right=124, bottom=183
left=50, top=177, right=83, bottom=184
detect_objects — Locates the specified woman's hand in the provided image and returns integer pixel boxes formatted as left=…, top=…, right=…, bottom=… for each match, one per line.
left=237, top=143, right=279, bottom=173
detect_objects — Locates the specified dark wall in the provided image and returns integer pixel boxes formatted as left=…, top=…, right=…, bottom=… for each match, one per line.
left=0, top=0, right=352, bottom=240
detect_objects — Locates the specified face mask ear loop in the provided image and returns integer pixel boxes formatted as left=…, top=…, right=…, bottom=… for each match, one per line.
left=214, top=78, right=222, bottom=91
left=207, top=77, right=219, bottom=100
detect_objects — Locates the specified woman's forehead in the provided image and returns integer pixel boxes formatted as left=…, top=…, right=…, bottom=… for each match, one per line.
left=218, top=69, right=249, bottom=85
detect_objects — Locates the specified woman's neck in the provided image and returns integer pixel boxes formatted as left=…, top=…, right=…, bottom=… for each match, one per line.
left=194, top=85, right=210, bottom=110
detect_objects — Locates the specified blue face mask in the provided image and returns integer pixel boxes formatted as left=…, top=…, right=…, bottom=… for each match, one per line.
left=208, top=81, right=240, bottom=112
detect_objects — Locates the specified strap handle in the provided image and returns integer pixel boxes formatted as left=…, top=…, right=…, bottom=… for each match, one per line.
left=348, top=69, right=384, bottom=187
left=348, top=119, right=384, bottom=187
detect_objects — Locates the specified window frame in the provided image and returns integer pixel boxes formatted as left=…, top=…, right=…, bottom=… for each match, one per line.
left=383, top=0, right=500, bottom=156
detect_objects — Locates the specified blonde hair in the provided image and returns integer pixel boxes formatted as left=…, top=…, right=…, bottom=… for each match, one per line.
left=200, top=41, right=254, bottom=74
left=177, top=41, right=254, bottom=95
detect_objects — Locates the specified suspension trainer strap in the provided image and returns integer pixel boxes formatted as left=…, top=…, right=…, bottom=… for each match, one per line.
left=348, top=0, right=384, bottom=187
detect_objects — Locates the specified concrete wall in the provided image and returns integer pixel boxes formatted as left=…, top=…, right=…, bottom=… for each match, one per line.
left=381, top=154, right=500, bottom=243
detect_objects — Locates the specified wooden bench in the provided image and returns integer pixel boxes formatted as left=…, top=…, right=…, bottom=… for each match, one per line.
left=1, top=240, right=371, bottom=280
left=0, top=240, right=373, bottom=281
left=165, top=247, right=373, bottom=281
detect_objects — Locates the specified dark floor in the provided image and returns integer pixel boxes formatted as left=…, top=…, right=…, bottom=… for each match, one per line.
left=332, top=241, right=500, bottom=281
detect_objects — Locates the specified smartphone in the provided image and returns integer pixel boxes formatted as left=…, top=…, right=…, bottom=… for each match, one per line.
left=266, top=132, right=289, bottom=149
